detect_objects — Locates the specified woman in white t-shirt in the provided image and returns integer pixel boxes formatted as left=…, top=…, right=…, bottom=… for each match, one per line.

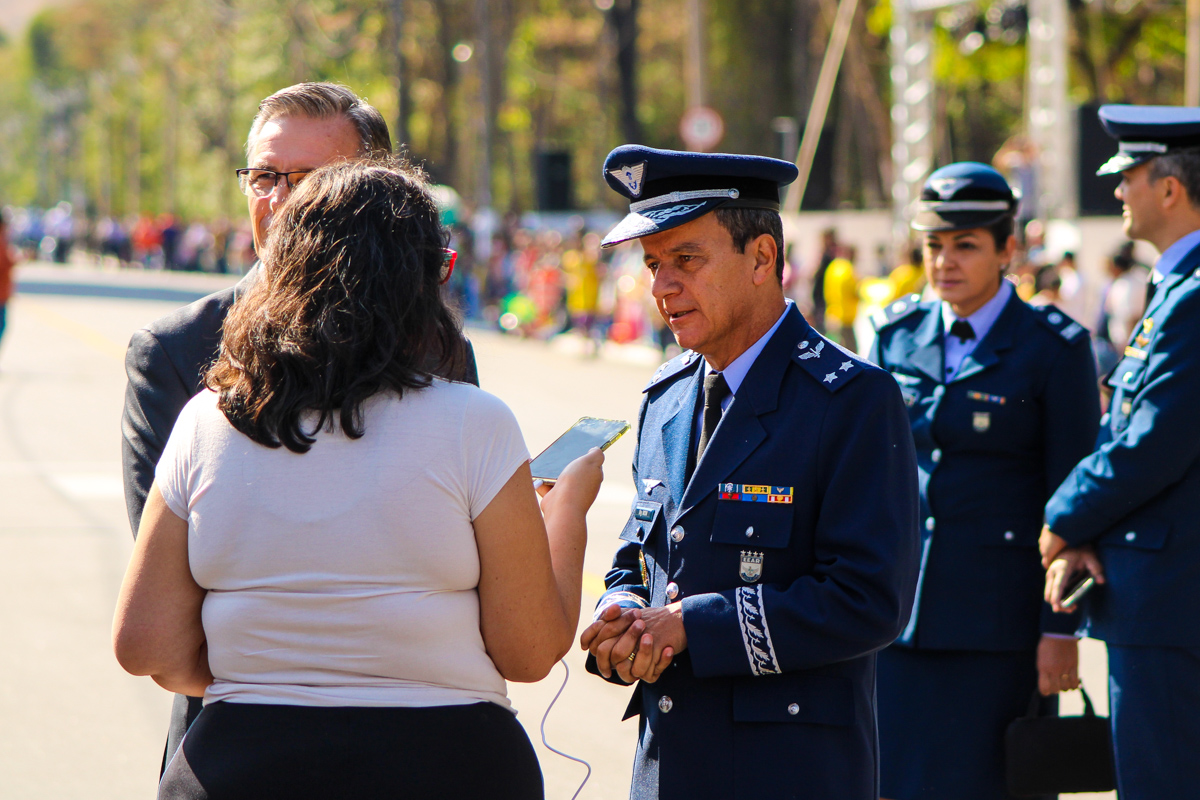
left=113, top=159, right=604, bottom=799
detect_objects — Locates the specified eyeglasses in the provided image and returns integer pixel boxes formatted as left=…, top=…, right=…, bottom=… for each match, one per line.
left=441, top=249, right=457, bottom=285
left=236, top=168, right=312, bottom=198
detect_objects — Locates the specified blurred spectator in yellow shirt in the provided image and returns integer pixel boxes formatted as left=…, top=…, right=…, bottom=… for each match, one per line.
left=887, top=246, right=926, bottom=302
left=823, top=246, right=859, bottom=351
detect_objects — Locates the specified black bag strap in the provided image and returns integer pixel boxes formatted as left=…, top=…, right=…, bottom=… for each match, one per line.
left=1025, top=686, right=1098, bottom=718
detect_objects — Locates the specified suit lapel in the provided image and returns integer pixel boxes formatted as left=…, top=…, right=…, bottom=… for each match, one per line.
left=676, top=306, right=802, bottom=517
left=905, top=308, right=944, bottom=383
left=660, top=364, right=702, bottom=505
left=951, top=289, right=1019, bottom=383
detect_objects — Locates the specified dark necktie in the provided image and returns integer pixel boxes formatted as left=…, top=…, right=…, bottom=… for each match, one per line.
left=949, top=320, right=976, bottom=342
left=696, top=372, right=731, bottom=466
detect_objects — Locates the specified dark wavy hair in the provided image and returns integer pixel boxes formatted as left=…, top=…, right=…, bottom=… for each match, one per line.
left=206, top=158, right=465, bottom=453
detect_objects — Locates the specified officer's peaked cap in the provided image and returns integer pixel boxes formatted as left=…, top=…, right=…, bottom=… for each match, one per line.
left=911, top=162, right=1017, bottom=232
left=600, top=145, right=799, bottom=247
left=1096, top=105, right=1200, bottom=176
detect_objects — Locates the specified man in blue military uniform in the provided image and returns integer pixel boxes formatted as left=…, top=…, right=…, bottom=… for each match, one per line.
left=579, top=145, right=921, bottom=800
left=1041, top=106, right=1200, bottom=800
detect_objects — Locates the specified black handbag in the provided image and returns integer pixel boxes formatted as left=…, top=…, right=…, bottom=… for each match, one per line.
left=1004, top=686, right=1117, bottom=796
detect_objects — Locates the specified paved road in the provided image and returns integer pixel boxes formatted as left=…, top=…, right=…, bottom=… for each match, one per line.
left=0, top=262, right=1113, bottom=799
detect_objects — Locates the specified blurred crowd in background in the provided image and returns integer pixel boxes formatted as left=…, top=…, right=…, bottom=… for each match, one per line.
left=3, top=203, right=1150, bottom=373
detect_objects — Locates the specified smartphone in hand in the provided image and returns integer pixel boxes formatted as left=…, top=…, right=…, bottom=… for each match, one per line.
left=1061, top=572, right=1096, bottom=609
left=530, top=417, right=630, bottom=485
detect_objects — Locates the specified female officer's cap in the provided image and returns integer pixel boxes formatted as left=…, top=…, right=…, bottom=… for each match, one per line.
left=911, top=162, right=1017, bottom=232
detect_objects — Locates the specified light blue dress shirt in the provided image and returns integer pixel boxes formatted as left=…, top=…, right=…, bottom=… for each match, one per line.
left=703, top=300, right=793, bottom=411
left=1151, top=227, right=1200, bottom=283
left=940, top=279, right=1013, bottom=382
left=690, top=301, right=793, bottom=448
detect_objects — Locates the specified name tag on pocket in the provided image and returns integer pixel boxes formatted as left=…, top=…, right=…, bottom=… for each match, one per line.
left=719, top=483, right=793, bottom=504
left=634, top=502, right=658, bottom=522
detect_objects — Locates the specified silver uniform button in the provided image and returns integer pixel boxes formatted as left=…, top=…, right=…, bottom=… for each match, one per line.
left=931, top=449, right=942, bottom=463
left=658, top=696, right=674, bottom=713
left=1126, top=531, right=1136, bottom=541
left=1004, top=531, right=1014, bottom=541
left=671, top=526, right=685, bottom=543
left=926, top=517, right=936, bottom=531
left=787, top=703, right=800, bottom=715
left=1048, top=312, right=1063, bottom=324
left=745, top=526, right=755, bottom=538
left=666, top=582, right=680, bottom=600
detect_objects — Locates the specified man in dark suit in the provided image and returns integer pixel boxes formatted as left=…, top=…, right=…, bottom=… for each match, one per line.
left=579, top=145, right=921, bottom=800
left=1041, top=105, right=1200, bottom=800
left=121, top=81, right=478, bottom=774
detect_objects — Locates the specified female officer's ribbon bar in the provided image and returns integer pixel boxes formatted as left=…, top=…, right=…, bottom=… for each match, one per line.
left=719, top=483, right=794, bottom=504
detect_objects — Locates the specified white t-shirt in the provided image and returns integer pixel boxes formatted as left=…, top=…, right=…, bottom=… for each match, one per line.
left=155, top=381, right=529, bottom=710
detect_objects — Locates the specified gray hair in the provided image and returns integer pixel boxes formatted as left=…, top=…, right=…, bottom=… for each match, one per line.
left=1148, top=146, right=1200, bottom=209
left=713, top=207, right=785, bottom=282
left=245, top=82, right=392, bottom=160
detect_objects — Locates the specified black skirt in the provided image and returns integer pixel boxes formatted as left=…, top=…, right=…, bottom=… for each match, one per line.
left=159, top=701, right=544, bottom=800
left=877, top=646, right=1056, bottom=800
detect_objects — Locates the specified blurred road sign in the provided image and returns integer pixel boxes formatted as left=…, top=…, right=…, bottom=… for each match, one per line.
left=680, top=106, right=724, bottom=152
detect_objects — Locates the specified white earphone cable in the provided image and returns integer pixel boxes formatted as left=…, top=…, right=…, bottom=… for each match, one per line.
left=539, top=660, right=592, bottom=800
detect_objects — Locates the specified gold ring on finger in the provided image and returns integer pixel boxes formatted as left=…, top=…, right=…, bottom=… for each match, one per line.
left=627, top=651, right=637, bottom=662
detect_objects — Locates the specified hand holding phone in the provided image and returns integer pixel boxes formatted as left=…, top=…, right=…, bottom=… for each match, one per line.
left=530, top=417, right=630, bottom=485
left=1060, top=572, right=1095, bottom=609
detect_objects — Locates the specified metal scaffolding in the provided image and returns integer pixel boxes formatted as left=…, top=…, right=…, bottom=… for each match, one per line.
left=889, top=0, right=1076, bottom=242
left=1026, top=0, right=1077, bottom=220
left=889, top=0, right=935, bottom=245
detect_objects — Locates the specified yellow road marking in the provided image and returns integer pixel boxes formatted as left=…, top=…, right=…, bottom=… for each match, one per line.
left=13, top=298, right=126, bottom=361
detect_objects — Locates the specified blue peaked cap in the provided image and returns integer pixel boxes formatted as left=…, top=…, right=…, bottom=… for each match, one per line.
left=912, top=162, right=1017, bottom=232
left=600, top=145, right=798, bottom=247
left=1097, top=105, right=1200, bottom=175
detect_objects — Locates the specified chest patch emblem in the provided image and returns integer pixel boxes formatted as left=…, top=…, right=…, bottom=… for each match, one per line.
left=972, top=411, right=991, bottom=432
left=740, top=550, right=764, bottom=582
left=720, top=483, right=793, bottom=504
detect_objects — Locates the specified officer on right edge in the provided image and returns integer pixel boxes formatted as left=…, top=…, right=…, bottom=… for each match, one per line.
left=1041, top=105, right=1200, bottom=800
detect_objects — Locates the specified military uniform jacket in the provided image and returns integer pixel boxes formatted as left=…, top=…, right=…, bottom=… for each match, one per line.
left=1046, top=240, right=1200, bottom=647
left=870, top=291, right=1098, bottom=650
left=589, top=306, right=920, bottom=800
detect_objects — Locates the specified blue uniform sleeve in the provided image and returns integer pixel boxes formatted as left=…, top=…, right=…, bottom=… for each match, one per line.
left=1046, top=289, right=1200, bottom=544
left=681, top=369, right=921, bottom=677
left=586, top=396, right=652, bottom=686
left=1039, top=338, right=1099, bottom=635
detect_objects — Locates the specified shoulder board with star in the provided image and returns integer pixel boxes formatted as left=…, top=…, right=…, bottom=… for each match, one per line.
left=643, top=349, right=702, bottom=392
left=1031, top=304, right=1087, bottom=343
left=870, top=294, right=925, bottom=331
left=791, top=335, right=864, bottom=393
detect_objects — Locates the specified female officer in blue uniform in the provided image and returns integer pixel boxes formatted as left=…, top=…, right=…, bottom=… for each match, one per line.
left=870, top=162, right=1101, bottom=800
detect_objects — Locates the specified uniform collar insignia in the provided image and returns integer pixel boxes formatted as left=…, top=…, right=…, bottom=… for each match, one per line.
left=609, top=162, right=647, bottom=198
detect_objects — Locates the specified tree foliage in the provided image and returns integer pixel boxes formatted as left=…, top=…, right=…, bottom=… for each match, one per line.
left=0, top=0, right=1188, bottom=220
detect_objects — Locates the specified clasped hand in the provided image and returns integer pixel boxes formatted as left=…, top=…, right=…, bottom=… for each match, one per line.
left=579, top=603, right=686, bottom=684
left=1038, top=525, right=1106, bottom=614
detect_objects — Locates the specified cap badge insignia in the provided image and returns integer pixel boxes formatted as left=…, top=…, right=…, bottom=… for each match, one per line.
left=798, top=341, right=824, bottom=360
left=609, top=162, right=647, bottom=197
left=972, top=411, right=991, bottom=432
left=640, top=202, right=706, bottom=223
left=740, top=550, right=764, bottom=582
left=929, top=177, right=971, bottom=199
